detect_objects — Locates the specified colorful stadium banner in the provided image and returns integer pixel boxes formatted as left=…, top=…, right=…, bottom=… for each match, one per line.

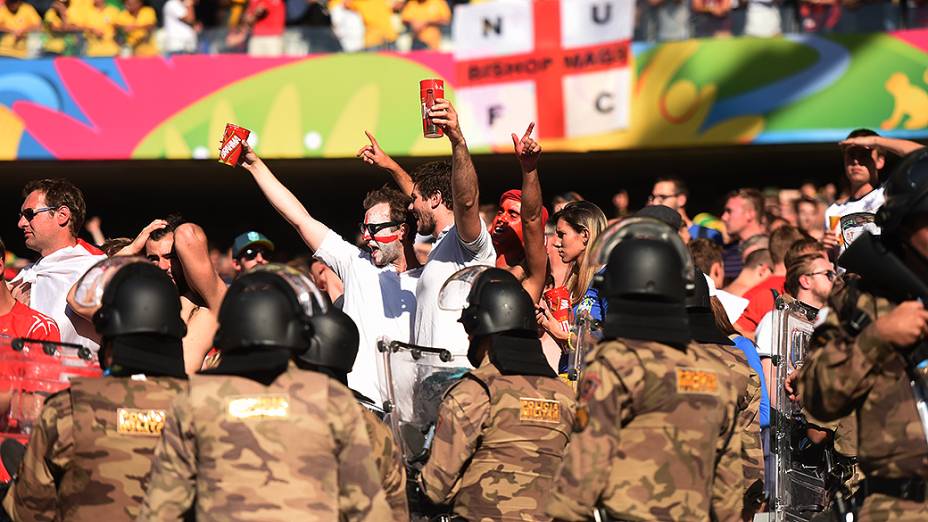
left=1, top=29, right=927, bottom=161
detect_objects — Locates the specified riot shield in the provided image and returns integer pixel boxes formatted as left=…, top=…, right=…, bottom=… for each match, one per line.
left=769, top=295, right=828, bottom=521
left=0, top=336, right=100, bottom=481
left=376, top=337, right=469, bottom=463
left=565, top=308, right=600, bottom=390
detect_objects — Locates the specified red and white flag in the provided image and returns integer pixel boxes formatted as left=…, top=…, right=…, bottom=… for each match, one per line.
left=452, top=0, right=634, bottom=146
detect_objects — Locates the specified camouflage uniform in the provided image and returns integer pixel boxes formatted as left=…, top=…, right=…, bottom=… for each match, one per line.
left=359, top=408, right=409, bottom=521
left=546, top=339, right=740, bottom=521
left=799, top=283, right=928, bottom=521
left=418, top=356, right=576, bottom=521
left=138, top=364, right=392, bottom=521
left=2, top=376, right=186, bottom=521
left=703, top=343, right=765, bottom=520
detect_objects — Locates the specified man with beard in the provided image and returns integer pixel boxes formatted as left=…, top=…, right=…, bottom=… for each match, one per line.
left=238, top=142, right=420, bottom=405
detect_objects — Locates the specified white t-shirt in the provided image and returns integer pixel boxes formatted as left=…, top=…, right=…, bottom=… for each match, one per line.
left=162, top=0, right=197, bottom=53
left=315, top=229, right=419, bottom=405
left=9, top=242, right=106, bottom=350
left=824, top=186, right=885, bottom=257
left=413, top=222, right=495, bottom=359
left=754, top=310, right=775, bottom=358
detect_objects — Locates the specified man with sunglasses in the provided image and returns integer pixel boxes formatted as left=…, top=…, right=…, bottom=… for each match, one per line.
left=9, top=179, right=105, bottom=350
left=231, top=230, right=274, bottom=276
left=237, top=142, right=420, bottom=406
left=823, top=129, right=922, bottom=258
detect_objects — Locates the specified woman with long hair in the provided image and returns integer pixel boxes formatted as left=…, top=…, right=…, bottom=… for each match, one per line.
left=537, top=201, right=607, bottom=359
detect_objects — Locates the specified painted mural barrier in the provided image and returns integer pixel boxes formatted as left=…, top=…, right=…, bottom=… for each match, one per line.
left=0, top=29, right=926, bottom=161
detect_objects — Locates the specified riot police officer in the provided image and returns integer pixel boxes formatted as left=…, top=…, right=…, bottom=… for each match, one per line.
left=416, top=266, right=575, bottom=521
left=137, top=264, right=391, bottom=521
left=686, top=268, right=765, bottom=520
left=3, top=257, right=188, bottom=521
left=294, top=305, right=409, bottom=521
left=799, top=147, right=928, bottom=520
left=546, top=217, right=740, bottom=521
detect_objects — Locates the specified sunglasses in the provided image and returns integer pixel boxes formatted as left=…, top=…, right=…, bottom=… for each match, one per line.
left=359, top=220, right=403, bottom=238
left=238, top=247, right=269, bottom=261
left=19, top=206, right=57, bottom=221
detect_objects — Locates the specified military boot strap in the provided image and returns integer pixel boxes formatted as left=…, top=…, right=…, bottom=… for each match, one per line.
left=862, top=476, right=928, bottom=502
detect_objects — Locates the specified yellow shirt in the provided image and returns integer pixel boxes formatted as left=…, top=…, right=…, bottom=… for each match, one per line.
left=115, top=6, right=158, bottom=56
left=348, top=0, right=396, bottom=49
left=401, top=0, right=449, bottom=50
left=0, top=3, right=41, bottom=58
left=43, top=6, right=82, bottom=55
left=77, top=4, right=120, bottom=57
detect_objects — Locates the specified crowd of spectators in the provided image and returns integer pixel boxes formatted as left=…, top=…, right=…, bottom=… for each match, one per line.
left=0, top=0, right=923, bottom=59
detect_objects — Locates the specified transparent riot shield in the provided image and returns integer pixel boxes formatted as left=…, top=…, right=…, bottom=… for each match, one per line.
left=565, top=308, right=600, bottom=390
left=377, top=337, right=469, bottom=463
left=770, top=295, right=828, bottom=521
left=1, top=336, right=100, bottom=481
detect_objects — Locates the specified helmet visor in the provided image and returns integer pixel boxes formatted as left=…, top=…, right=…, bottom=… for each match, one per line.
left=72, top=256, right=150, bottom=309
left=250, top=264, right=328, bottom=316
left=589, top=217, right=696, bottom=292
left=438, top=265, right=492, bottom=311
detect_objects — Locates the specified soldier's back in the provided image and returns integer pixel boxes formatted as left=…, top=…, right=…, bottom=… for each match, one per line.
left=7, top=375, right=185, bottom=521
left=181, top=366, right=390, bottom=520
left=598, top=338, right=737, bottom=521
left=439, top=362, right=576, bottom=521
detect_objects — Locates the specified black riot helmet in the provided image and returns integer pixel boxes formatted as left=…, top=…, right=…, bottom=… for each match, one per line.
left=298, top=307, right=360, bottom=378
left=441, top=266, right=536, bottom=338
left=591, top=217, right=694, bottom=347
left=685, top=267, right=734, bottom=345
left=213, top=264, right=328, bottom=374
left=877, top=147, right=928, bottom=236
left=73, top=257, right=187, bottom=377
left=439, top=266, right=553, bottom=375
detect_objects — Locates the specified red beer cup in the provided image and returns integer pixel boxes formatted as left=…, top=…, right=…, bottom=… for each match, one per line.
left=218, top=123, right=252, bottom=166
left=543, top=287, right=572, bottom=333
left=420, top=79, right=444, bottom=139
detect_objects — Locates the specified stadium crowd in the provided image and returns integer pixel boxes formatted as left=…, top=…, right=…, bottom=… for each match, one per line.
left=0, top=93, right=927, bottom=521
left=0, top=0, right=925, bottom=59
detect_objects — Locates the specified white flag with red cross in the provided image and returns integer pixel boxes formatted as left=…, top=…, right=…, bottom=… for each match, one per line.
left=452, top=0, right=634, bottom=147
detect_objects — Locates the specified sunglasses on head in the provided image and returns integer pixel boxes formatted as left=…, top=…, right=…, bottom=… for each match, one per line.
left=359, top=220, right=403, bottom=238
left=238, top=246, right=269, bottom=261
left=19, top=207, right=57, bottom=221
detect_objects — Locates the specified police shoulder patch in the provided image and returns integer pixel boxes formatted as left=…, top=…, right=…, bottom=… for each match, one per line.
left=519, top=397, right=561, bottom=423
left=117, top=408, right=167, bottom=436
left=227, top=394, right=290, bottom=420
left=675, top=368, right=719, bottom=395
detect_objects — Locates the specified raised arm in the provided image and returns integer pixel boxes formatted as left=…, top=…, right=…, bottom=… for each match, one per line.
left=172, top=223, right=227, bottom=313
left=114, top=219, right=169, bottom=257
left=512, top=122, right=546, bottom=303
left=357, top=130, right=414, bottom=196
left=840, top=135, right=925, bottom=157
left=429, top=98, right=482, bottom=243
left=239, top=141, right=329, bottom=252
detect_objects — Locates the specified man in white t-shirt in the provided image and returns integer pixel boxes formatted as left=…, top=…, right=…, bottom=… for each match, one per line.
left=162, top=0, right=199, bottom=54
left=357, top=100, right=496, bottom=359
left=823, top=129, right=923, bottom=258
left=239, top=143, right=420, bottom=405
left=9, top=179, right=106, bottom=350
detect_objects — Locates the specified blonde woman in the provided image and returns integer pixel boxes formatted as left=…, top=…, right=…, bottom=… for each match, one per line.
left=537, top=201, right=607, bottom=370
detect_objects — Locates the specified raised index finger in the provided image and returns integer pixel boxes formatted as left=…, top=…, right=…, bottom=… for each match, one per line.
left=522, top=122, right=536, bottom=140
left=364, top=130, right=380, bottom=148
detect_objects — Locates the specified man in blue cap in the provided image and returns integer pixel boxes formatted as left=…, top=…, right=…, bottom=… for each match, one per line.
left=231, top=231, right=274, bottom=277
